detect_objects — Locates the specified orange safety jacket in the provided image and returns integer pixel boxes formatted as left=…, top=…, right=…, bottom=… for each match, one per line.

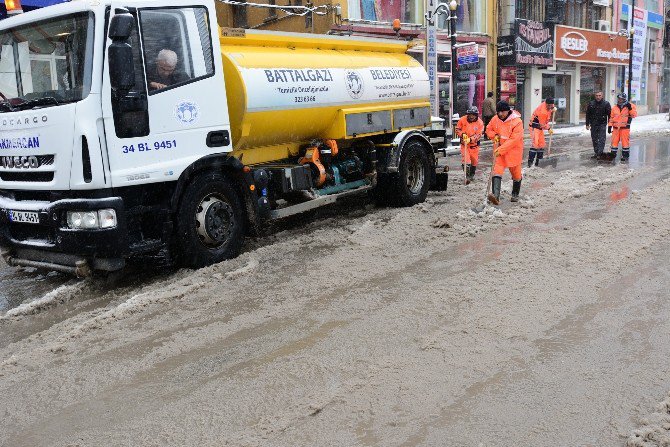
left=609, top=102, right=638, bottom=129
left=455, top=116, right=484, bottom=147
left=486, top=111, right=524, bottom=167
left=529, top=102, right=553, bottom=131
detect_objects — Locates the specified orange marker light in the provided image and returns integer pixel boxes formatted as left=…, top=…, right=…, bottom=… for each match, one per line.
left=5, top=0, right=24, bottom=15
left=392, top=19, right=401, bottom=33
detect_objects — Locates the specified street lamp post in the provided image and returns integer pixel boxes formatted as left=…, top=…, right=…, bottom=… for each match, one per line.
left=429, top=0, right=458, bottom=144
left=448, top=0, right=458, bottom=147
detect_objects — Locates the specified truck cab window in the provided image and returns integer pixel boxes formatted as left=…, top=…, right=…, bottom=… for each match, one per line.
left=0, top=12, right=94, bottom=107
left=139, top=7, right=214, bottom=94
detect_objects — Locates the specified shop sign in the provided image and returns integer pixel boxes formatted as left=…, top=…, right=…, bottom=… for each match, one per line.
left=514, top=19, right=554, bottom=66
left=557, top=98, right=567, bottom=109
left=555, top=25, right=629, bottom=66
left=622, top=4, right=663, bottom=30
left=497, top=35, right=515, bottom=66
left=457, top=44, right=479, bottom=66
left=631, top=8, right=648, bottom=101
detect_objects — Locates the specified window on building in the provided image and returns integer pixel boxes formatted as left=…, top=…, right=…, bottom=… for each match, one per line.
left=437, top=0, right=485, bottom=33
left=351, top=0, right=420, bottom=23
left=232, top=5, right=248, bottom=28
left=515, top=0, right=545, bottom=22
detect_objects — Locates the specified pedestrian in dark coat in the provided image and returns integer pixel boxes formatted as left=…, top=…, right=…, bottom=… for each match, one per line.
left=585, top=91, right=611, bottom=158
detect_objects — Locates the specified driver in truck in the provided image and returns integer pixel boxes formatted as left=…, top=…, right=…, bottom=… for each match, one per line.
left=148, top=49, right=189, bottom=91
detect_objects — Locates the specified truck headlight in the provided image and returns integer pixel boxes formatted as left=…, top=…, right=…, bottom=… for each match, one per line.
left=66, top=209, right=117, bottom=229
left=98, top=209, right=117, bottom=229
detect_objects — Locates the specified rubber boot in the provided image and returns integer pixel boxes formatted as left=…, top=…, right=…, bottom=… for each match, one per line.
left=535, top=150, right=544, bottom=166
left=621, top=148, right=630, bottom=163
left=488, top=176, right=502, bottom=205
left=511, top=179, right=522, bottom=202
left=463, top=164, right=471, bottom=184
left=610, top=147, right=618, bottom=159
left=468, top=165, right=477, bottom=182
left=527, top=150, right=536, bottom=167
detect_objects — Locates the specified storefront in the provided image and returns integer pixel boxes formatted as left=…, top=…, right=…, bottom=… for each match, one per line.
left=497, top=19, right=554, bottom=123
left=543, top=25, right=629, bottom=124
left=410, top=37, right=488, bottom=124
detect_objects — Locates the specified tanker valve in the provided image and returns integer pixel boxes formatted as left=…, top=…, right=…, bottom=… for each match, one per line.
left=298, top=146, right=327, bottom=187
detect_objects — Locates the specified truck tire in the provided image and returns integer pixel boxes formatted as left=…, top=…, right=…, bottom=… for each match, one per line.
left=175, top=173, right=246, bottom=268
left=390, top=140, right=431, bottom=207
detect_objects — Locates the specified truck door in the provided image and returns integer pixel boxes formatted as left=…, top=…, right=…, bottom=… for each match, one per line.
left=102, top=1, right=232, bottom=188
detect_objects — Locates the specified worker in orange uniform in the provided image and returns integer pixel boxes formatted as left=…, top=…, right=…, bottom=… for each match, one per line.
left=456, top=106, right=485, bottom=184
left=485, top=101, right=524, bottom=204
left=528, top=97, right=555, bottom=167
left=608, top=93, right=638, bottom=163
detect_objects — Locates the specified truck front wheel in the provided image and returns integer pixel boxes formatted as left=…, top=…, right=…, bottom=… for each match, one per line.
left=175, top=173, right=246, bottom=268
left=391, top=140, right=431, bottom=207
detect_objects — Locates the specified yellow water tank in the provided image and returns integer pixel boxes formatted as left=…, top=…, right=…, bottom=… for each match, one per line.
left=220, top=29, right=430, bottom=160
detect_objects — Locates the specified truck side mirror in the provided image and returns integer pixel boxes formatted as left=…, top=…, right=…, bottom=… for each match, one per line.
left=109, top=8, right=134, bottom=40
left=109, top=41, right=135, bottom=91
left=108, top=8, right=136, bottom=92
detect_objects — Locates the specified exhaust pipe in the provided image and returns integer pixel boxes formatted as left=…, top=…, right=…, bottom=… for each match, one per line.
left=4, top=255, right=92, bottom=278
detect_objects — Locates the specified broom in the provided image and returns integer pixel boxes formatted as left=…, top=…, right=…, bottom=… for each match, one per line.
left=486, top=139, right=500, bottom=206
left=546, top=108, right=557, bottom=157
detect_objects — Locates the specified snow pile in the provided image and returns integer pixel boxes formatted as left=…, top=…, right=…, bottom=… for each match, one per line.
left=0, top=282, right=84, bottom=319
left=553, top=113, right=670, bottom=138
left=627, top=392, right=670, bottom=446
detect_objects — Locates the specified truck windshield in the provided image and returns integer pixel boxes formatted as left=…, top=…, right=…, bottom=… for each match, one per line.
left=0, top=12, right=94, bottom=112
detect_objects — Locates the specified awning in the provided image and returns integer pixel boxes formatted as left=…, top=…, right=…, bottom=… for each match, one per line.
left=3, top=0, right=68, bottom=8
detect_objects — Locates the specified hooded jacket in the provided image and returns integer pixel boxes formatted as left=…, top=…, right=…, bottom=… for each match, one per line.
left=486, top=111, right=524, bottom=167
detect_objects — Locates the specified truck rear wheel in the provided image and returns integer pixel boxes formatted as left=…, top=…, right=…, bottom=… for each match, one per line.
left=391, top=140, right=431, bottom=207
left=175, top=173, right=246, bottom=269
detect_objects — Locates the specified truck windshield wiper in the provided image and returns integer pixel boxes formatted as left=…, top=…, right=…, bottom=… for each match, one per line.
left=0, top=100, right=17, bottom=112
left=15, top=96, right=61, bottom=110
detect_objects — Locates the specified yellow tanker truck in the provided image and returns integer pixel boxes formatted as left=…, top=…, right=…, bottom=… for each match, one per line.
left=0, top=0, right=447, bottom=275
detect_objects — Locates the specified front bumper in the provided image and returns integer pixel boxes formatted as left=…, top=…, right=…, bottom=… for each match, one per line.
left=0, top=194, right=128, bottom=272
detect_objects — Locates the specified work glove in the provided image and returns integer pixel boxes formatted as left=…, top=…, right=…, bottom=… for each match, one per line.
left=607, top=126, right=612, bottom=134
left=548, top=128, right=554, bottom=135
left=493, top=135, right=500, bottom=144
left=461, top=133, right=470, bottom=145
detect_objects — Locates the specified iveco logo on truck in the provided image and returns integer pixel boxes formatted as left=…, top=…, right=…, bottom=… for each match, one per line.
left=0, top=155, right=40, bottom=169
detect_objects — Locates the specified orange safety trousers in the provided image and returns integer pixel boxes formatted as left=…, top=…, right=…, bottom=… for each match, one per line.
left=460, top=144, right=480, bottom=166
left=531, top=128, right=546, bottom=149
left=611, top=128, right=630, bottom=148
left=493, top=160, right=522, bottom=181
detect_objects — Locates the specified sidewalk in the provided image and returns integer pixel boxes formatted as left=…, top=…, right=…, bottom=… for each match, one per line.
left=442, top=113, right=670, bottom=155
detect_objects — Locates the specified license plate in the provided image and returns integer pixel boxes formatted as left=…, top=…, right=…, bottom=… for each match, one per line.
left=8, top=210, right=40, bottom=224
